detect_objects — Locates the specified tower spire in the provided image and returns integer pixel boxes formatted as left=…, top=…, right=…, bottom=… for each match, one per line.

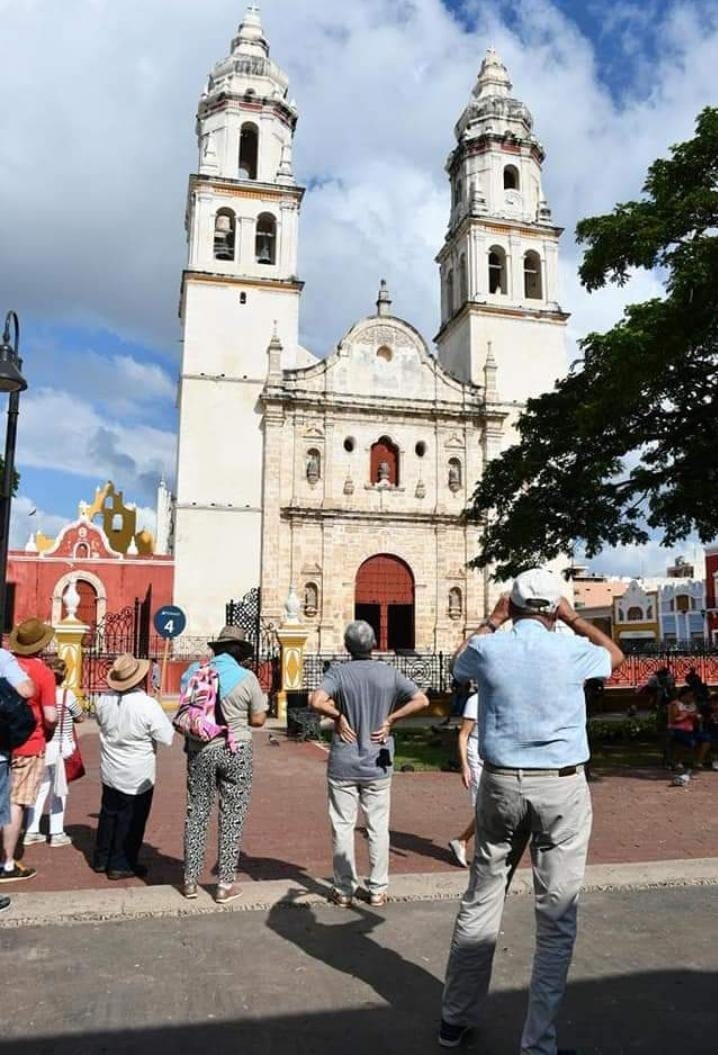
left=232, top=4, right=268, bottom=56
left=473, top=47, right=512, bottom=99
left=376, top=279, right=392, bottom=317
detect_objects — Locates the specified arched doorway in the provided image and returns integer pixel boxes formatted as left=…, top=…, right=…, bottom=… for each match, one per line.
left=76, top=579, right=99, bottom=628
left=355, top=555, right=414, bottom=651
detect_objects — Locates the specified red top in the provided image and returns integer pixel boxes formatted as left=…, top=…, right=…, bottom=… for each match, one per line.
left=13, top=656, right=56, bottom=757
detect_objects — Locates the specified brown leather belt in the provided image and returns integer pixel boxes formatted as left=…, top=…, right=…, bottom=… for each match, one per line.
left=484, top=763, right=584, bottom=778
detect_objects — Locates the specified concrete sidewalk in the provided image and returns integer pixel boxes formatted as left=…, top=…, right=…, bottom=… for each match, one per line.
left=1, top=885, right=716, bottom=1053
left=2, top=856, right=717, bottom=929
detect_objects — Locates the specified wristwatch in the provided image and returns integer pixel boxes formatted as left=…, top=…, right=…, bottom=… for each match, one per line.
left=478, top=619, right=498, bottom=633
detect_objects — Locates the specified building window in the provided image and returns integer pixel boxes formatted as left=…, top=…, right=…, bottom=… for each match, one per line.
left=524, top=250, right=542, bottom=299
left=371, top=436, right=399, bottom=486
left=75, top=579, right=99, bottom=627
left=415, top=441, right=427, bottom=458
left=304, top=582, right=319, bottom=618
left=376, top=345, right=393, bottom=363
left=446, top=269, right=454, bottom=316
left=343, top=437, right=355, bottom=453
left=452, top=179, right=462, bottom=207
left=73, top=542, right=90, bottom=560
left=448, top=587, right=463, bottom=620
left=504, top=164, right=519, bottom=190
left=213, top=209, right=236, bottom=261
left=627, top=606, right=643, bottom=621
left=676, top=594, right=690, bottom=613
left=239, top=292, right=247, bottom=305
left=306, top=448, right=321, bottom=484
left=255, top=212, right=277, bottom=265
left=448, top=458, right=462, bottom=492
left=459, top=254, right=468, bottom=303
left=239, top=122, right=258, bottom=180
left=488, top=246, right=507, bottom=294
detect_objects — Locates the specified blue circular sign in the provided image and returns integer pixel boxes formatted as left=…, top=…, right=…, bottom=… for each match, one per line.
left=153, top=605, right=187, bottom=639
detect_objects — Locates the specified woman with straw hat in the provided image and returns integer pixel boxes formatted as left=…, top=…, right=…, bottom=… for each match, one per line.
left=93, top=654, right=173, bottom=880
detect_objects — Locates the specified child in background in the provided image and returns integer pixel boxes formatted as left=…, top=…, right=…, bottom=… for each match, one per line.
left=448, top=690, right=482, bottom=868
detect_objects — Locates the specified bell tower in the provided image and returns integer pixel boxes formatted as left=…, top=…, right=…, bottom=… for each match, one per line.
left=435, top=49, right=568, bottom=406
left=174, top=5, right=305, bottom=633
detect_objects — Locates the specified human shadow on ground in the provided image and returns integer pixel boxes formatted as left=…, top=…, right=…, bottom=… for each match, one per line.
left=1, top=967, right=715, bottom=1053
left=63, top=822, right=184, bottom=887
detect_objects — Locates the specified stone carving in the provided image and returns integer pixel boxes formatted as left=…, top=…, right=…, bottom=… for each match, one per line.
left=343, top=475, right=355, bottom=495
left=357, top=325, right=413, bottom=349
left=62, top=579, right=80, bottom=621
left=377, top=461, right=390, bottom=483
left=283, top=586, right=302, bottom=624
left=415, top=480, right=426, bottom=499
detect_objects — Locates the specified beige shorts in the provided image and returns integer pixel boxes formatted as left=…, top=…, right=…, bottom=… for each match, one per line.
left=10, top=755, right=45, bottom=807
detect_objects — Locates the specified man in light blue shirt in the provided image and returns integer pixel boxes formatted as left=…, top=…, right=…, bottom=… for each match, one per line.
left=439, top=568, right=624, bottom=1054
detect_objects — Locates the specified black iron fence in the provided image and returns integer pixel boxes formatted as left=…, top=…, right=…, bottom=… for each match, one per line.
left=302, top=652, right=452, bottom=695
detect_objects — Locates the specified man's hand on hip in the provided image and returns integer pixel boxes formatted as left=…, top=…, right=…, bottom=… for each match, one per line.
left=336, top=714, right=357, bottom=744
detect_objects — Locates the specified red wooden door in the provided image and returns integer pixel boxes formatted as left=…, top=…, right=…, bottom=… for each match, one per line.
left=355, top=555, right=414, bottom=650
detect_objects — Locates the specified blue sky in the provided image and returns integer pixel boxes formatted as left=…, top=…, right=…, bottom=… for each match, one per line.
left=0, top=0, right=715, bottom=575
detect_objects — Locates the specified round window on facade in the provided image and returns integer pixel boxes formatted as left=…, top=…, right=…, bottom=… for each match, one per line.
left=415, top=441, right=427, bottom=458
left=376, top=345, right=393, bottom=363
left=344, top=437, right=355, bottom=453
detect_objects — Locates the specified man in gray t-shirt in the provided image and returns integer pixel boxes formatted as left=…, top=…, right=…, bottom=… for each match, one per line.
left=310, top=620, right=428, bottom=907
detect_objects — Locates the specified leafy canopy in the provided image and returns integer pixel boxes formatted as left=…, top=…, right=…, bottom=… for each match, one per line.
left=469, top=106, right=718, bottom=579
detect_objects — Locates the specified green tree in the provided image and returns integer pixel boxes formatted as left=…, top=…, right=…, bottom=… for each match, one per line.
left=469, top=106, right=718, bottom=578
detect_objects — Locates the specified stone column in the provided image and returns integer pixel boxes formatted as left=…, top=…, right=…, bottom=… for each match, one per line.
left=53, top=579, right=90, bottom=707
left=275, top=587, right=310, bottom=725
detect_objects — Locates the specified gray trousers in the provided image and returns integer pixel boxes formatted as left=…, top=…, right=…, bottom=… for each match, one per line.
left=327, top=777, right=392, bottom=896
left=442, top=768, right=592, bottom=1055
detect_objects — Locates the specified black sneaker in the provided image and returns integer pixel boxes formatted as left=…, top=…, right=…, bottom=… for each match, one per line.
left=0, top=863, right=37, bottom=882
left=438, top=1019, right=471, bottom=1048
left=0, top=896, right=11, bottom=914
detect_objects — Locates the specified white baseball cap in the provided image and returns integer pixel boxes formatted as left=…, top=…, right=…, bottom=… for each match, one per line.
left=510, top=568, right=564, bottom=614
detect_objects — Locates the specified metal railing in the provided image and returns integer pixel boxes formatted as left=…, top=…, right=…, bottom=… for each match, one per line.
left=302, top=652, right=452, bottom=695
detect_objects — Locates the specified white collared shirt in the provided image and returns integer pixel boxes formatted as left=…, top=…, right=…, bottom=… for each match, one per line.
left=95, top=690, right=174, bottom=794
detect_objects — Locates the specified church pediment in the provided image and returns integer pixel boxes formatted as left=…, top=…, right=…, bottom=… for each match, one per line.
left=42, top=518, right=120, bottom=560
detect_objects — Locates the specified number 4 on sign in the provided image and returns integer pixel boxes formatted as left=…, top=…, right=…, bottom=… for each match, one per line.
left=164, top=619, right=174, bottom=635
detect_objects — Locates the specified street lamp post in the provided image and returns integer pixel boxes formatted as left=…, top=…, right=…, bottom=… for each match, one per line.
left=0, top=311, right=28, bottom=635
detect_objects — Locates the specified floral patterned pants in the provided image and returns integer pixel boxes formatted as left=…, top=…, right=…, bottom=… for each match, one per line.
left=184, top=740, right=253, bottom=885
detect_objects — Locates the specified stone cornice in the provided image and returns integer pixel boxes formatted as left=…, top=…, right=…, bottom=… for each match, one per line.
left=190, top=173, right=305, bottom=204
left=261, top=387, right=492, bottom=423
left=434, top=298, right=569, bottom=344
left=437, top=215, right=563, bottom=261
left=281, top=506, right=470, bottom=527
left=181, top=270, right=304, bottom=297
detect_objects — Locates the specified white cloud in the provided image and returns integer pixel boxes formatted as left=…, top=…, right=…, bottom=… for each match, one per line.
left=17, top=388, right=175, bottom=503
left=9, top=495, right=69, bottom=551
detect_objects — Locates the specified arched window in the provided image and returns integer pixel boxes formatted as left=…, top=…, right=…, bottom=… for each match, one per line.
left=214, top=209, right=236, bottom=261
left=448, top=587, right=463, bottom=620
left=524, top=250, right=542, bottom=299
left=445, top=269, right=455, bottom=319
left=239, top=122, right=258, bottom=180
left=488, top=246, right=507, bottom=295
left=73, top=542, right=90, bottom=560
left=306, top=448, right=321, bottom=484
left=255, top=212, right=277, bottom=265
left=504, top=164, right=519, bottom=190
left=459, top=254, right=468, bottom=303
left=448, top=458, right=462, bottom=492
left=627, top=606, right=643, bottom=621
left=304, top=582, right=319, bottom=617
left=371, top=436, right=399, bottom=486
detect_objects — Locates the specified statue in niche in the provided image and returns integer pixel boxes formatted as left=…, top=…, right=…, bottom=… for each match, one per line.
left=448, top=462, right=461, bottom=492
left=377, top=461, right=390, bottom=483
left=306, top=451, right=320, bottom=485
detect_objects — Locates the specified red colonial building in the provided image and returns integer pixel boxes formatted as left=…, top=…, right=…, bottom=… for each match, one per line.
left=706, top=545, right=718, bottom=646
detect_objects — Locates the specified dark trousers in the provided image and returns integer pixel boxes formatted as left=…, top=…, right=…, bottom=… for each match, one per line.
left=93, top=784, right=154, bottom=872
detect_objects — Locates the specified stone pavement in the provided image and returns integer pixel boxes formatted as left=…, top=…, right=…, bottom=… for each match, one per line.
left=1, top=885, right=716, bottom=1053
left=11, top=725, right=718, bottom=897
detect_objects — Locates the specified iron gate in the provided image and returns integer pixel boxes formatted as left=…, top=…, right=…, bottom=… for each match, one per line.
left=82, top=588, right=152, bottom=710
left=225, top=587, right=280, bottom=699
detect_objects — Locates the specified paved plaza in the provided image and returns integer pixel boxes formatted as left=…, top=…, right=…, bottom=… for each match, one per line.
left=7, top=724, right=718, bottom=897
left=1, top=886, right=716, bottom=1054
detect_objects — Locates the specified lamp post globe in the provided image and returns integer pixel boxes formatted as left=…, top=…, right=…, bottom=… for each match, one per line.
left=0, top=312, right=26, bottom=394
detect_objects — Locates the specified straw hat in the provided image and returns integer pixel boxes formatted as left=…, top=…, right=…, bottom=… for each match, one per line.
left=9, top=617, right=55, bottom=656
left=106, top=653, right=150, bottom=692
left=207, top=625, right=254, bottom=659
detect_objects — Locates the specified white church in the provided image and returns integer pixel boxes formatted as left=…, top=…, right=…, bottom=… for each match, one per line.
left=173, top=5, right=569, bottom=650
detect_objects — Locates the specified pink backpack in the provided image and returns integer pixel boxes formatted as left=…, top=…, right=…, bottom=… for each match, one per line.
left=173, top=661, right=237, bottom=752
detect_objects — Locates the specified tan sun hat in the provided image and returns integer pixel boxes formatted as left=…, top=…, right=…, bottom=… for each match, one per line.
left=207, top=625, right=254, bottom=658
left=106, top=653, right=150, bottom=692
left=9, top=617, right=55, bottom=656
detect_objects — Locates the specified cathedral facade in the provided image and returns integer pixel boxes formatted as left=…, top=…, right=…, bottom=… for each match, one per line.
left=173, top=6, right=568, bottom=650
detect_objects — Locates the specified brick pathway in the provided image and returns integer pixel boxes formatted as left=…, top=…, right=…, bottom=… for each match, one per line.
left=11, top=727, right=717, bottom=894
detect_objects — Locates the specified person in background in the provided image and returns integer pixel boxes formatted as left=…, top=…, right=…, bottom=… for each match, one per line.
left=438, top=568, right=624, bottom=1052
left=180, top=627, right=268, bottom=905
left=310, top=620, right=429, bottom=908
left=150, top=660, right=161, bottom=699
left=0, top=647, right=35, bottom=911
left=704, top=695, right=718, bottom=771
left=448, top=689, right=482, bottom=869
left=93, top=654, right=173, bottom=880
left=666, top=686, right=711, bottom=780
left=1, top=619, right=56, bottom=884
left=25, top=657, right=84, bottom=847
